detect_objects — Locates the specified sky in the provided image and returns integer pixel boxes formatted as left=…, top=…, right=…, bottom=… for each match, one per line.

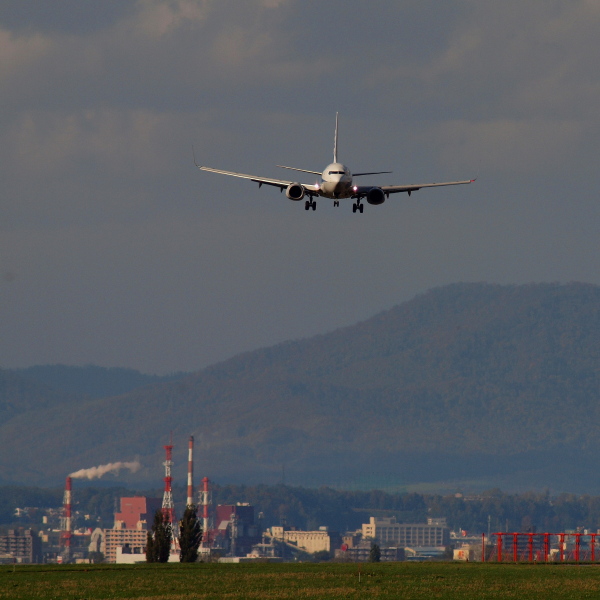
left=1, top=0, right=600, bottom=375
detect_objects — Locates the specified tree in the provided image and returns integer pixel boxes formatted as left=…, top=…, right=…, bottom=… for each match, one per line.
left=146, top=531, right=155, bottom=563
left=146, top=509, right=172, bottom=563
left=88, top=551, right=104, bottom=564
left=179, top=504, right=203, bottom=563
left=369, top=543, right=381, bottom=563
left=313, top=550, right=331, bottom=562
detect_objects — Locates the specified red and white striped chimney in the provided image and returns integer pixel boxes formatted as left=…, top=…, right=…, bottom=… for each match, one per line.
left=201, top=476, right=210, bottom=545
left=63, top=476, right=72, bottom=550
left=187, top=436, right=194, bottom=507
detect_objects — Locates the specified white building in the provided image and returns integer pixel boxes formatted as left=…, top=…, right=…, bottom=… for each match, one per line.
left=269, top=526, right=339, bottom=554
left=362, top=516, right=449, bottom=547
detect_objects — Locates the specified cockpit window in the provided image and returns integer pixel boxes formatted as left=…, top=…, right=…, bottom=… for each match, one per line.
left=328, top=170, right=345, bottom=175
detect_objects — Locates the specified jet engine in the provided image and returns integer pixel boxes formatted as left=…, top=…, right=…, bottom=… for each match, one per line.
left=286, top=183, right=305, bottom=201
left=366, top=187, right=386, bottom=205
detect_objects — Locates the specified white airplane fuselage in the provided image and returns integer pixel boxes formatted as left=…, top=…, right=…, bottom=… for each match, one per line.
left=319, top=162, right=355, bottom=199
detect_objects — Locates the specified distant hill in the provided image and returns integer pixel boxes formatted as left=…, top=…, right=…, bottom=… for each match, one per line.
left=2, top=282, right=600, bottom=493
left=0, top=369, right=79, bottom=422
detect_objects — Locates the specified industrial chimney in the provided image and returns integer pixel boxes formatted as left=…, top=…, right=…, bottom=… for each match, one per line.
left=201, top=476, right=211, bottom=547
left=187, top=436, right=194, bottom=507
left=61, top=476, right=72, bottom=561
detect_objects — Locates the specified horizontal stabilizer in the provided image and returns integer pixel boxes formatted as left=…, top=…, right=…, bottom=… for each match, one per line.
left=354, top=171, right=393, bottom=177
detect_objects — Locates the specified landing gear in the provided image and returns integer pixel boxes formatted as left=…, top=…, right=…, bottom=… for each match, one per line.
left=352, top=202, right=364, bottom=214
left=334, top=200, right=339, bottom=207
left=304, top=199, right=317, bottom=211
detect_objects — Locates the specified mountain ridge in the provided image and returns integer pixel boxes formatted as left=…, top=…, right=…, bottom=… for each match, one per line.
left=2, top=282, right=600, bottom=492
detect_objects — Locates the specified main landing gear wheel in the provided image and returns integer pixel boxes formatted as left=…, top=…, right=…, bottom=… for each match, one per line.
left=305, top=200, right=316, bottom=211
left=352, top=203, right=364, bottom=214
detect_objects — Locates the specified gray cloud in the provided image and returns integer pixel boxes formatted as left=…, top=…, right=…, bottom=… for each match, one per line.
left=1, top=0, right=599, bottom=373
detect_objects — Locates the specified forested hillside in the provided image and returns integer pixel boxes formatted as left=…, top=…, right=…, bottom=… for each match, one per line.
left=4, top=483, right=600, bottom=536
left=2, top=282, right=600, bottom=492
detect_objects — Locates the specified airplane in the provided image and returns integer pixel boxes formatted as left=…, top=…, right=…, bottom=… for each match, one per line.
left=195, top=114, right=474, bottom=213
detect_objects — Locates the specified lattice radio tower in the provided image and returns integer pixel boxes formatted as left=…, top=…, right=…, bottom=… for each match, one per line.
left=162, top=435, right=176, bottom=537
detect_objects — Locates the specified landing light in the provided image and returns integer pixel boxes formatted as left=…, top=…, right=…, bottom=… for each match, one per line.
left=353, top=186, right=358, bottom=192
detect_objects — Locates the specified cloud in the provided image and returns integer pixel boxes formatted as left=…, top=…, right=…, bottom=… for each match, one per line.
left=1, top=0, right=600, bottom=375
left=0, top=28, right=52, bottom=82
left=133, top=0, right=210, bottom=38
left=430, top=118, right=585, bottom=174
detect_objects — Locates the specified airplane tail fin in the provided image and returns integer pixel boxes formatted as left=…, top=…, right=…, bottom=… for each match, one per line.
left=333, top=112, right=339, bottom=163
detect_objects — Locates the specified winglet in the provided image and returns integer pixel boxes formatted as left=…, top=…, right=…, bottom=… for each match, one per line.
left=192, top=144, right=200, bottom=168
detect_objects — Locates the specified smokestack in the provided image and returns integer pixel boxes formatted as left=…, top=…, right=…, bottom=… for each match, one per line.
left=187, top=436, right=194, bottom=507
left=201, top=476, right=210, bottom=546
left=62, top=476, right=72, bottom=558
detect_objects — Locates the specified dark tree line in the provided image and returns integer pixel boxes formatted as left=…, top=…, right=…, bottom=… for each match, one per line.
left=6, top=484, right=600, bottom=538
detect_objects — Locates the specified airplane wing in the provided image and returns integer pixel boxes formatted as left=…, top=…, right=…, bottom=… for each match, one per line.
left=197, top=165, right=320, bottom=192
left=378, top=179, right=475, bottom=195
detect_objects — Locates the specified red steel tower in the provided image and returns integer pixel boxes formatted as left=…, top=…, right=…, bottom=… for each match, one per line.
left=162, top=439, right=176, bottom=533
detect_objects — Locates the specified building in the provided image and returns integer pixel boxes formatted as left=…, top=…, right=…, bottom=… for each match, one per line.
left=0, top=529, right=42, bottom=563
left=104, top=496, right=161, bottom=563
left=104, top=526, right=149, bottom=563
left=270, top=526, right=341, bottom=554
left=362, top=516, right=449, bottom=547
left=212, top=504, right=260, bottom=556
left=114, top=497, right=162, bottom=530
left=115, top=544, right=147, bottom=564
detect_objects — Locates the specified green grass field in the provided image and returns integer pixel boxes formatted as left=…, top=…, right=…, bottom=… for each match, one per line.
left=2, top=562, right=600, bottom=599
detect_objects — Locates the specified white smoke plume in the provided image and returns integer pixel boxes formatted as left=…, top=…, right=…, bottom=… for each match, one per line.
left=69, top=460, right=141, bottom=480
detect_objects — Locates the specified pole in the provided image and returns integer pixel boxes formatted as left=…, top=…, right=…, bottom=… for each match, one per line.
left=559, top=533, right=565, bottom=562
